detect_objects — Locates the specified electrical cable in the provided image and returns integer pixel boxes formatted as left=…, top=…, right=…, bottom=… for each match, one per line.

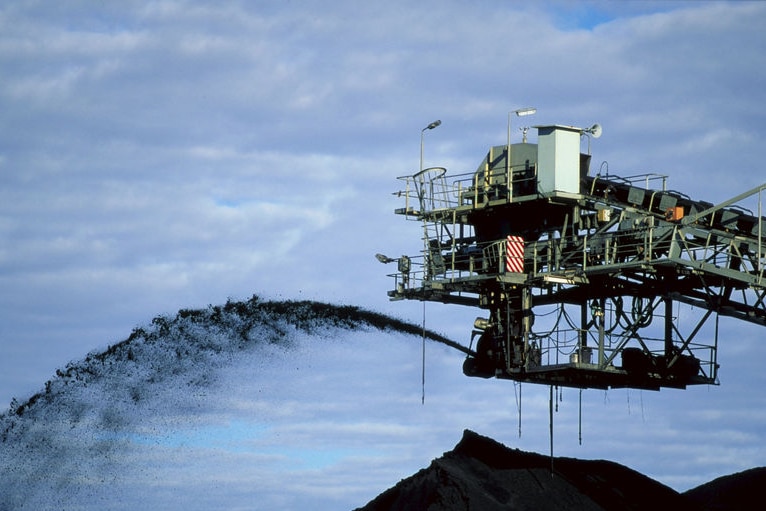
left=513, top=381, right=522, bottom=438
left=578, top=389, right=583, bottom=445
left=421, top=300, right=426, bottom=405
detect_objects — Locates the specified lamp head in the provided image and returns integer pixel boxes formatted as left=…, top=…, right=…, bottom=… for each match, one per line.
left=424, top=120, right=441, bottom=131
left=514, top=107, right=537, bottom=117
left=375, top=253, right=395, bottom=264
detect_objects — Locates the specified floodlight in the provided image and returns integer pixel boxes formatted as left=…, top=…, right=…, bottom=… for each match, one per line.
left=514, top=107, right=537, bottom=117
left=375, top=253, right=395, bottom=264
left=424, top=120, right=442, bottom=131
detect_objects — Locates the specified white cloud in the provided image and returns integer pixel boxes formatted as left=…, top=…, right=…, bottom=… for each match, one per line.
left=1, top=1, right=765, bottom=506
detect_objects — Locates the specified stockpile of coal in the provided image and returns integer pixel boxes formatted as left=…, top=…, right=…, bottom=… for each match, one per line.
left=355, top=429, right=764, bottom=511
left=684, top=467, right=766, bottom=511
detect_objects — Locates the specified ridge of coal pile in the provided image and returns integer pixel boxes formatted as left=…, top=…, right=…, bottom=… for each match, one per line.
left=683, top=467, right=766, bottom=511
left=355, top=429, right=701, bottom=511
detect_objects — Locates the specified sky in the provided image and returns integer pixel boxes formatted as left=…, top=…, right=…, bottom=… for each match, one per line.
left=1, top=0, right=766, bottom=504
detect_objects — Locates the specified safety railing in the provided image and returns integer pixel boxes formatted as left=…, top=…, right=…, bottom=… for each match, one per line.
left=394, top=165, right=766, bottom=288
left=395, top=163, right=540, bottom=217
left=395, top=167, right=460, bottom=217
left=525, top=302, right=717, bottom=379
left=393, top=223, right=763, bottom=291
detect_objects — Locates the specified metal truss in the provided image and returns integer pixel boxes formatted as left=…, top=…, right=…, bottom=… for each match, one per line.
left=384, top=157, right=766, bottom=390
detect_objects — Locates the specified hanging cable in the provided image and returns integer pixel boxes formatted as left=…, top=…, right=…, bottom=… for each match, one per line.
left=518, top=383, right=522, bottom=438
left=631, top=296, right=653, bottom=328
left=421, top=300, right=426, bottom=405
left=513, top=382, right=522, bottom=438
left=529, top=303, right=564, bottom=339
left=578, top=389, right=583, bottom=445
left=549, top=385, right=554, bottom=476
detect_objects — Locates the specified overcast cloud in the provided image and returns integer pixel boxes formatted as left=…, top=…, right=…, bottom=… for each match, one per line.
left=1, top=0, right=766, bottom=505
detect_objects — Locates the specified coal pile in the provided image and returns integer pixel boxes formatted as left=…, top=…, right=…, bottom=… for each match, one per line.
left=355, top=429, right=763, bottom=511
left=684, top=466, right=766, bottom=511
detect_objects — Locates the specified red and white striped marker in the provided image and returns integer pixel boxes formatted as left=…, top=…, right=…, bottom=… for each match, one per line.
left=506, top=235, right=525, bottom=273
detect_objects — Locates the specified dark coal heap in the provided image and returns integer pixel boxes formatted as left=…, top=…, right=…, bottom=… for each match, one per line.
left=355, top=429, right=765, bottom=511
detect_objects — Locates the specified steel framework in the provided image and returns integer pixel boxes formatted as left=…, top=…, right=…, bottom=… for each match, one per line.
left=383, top=126, right=766, bottom=390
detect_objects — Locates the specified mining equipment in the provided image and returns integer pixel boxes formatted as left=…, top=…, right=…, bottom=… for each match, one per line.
left=381, top=118, right=766, bottom=391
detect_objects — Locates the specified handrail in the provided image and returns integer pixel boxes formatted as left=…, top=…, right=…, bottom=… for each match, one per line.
left=681, top=183, right=766, bottom=226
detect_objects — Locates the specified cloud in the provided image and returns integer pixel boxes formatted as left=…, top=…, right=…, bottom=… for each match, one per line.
left=1, top=2, right=766, bottom=506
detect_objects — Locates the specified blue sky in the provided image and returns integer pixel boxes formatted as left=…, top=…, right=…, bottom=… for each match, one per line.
left=1, top=0, right=766, bottom=506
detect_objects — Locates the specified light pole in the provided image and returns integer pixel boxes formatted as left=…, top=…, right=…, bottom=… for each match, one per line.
left=418, top=119, right=440, bottom=405
left=506, top=107, right=536, bottom=178
left=420, top=119, right=441, bottom=172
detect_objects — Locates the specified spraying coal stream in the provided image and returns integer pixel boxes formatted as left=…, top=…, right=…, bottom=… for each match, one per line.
left=0, top=295, right=469, bottom=510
